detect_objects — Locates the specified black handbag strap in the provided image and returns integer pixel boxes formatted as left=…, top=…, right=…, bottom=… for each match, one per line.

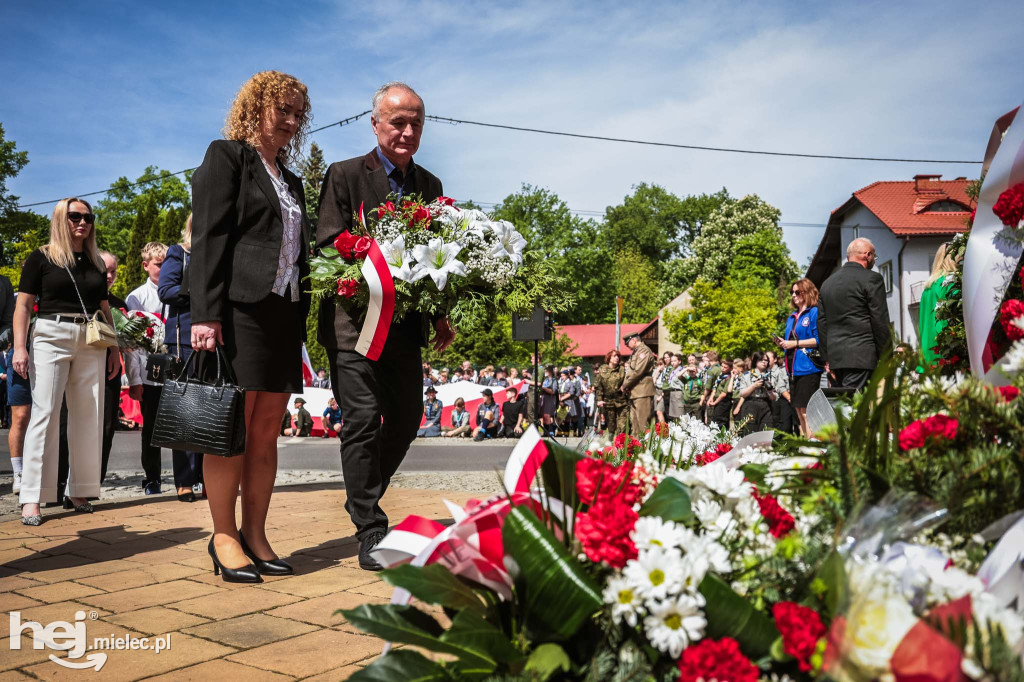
left=176, top=347, right=239, bottom=389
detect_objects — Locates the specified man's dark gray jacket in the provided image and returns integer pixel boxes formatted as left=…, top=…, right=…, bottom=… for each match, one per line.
left=818, top=262, right=892, bottom=370
left=315, top=150, right=443, bottom=351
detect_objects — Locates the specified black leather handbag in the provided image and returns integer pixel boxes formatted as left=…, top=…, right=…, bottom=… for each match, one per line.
left=146, top=352, right=184, bottom=384
left=151, top=348, right=246, bottom=457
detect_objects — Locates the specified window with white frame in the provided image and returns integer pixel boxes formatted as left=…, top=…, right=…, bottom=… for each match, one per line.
left=879, top=260, right=893, bottom=294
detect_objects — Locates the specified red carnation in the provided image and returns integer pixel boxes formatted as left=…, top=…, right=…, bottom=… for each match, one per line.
left=613, top=432, right=628, bottom=449
left=998, top=385, right=1020, bottom=402
left=653, top=421, right=669, bottom=437
left=436, top=196, right=456, bottom=206
left=575, top=457, right=641, bottom=507
left=678, top=637, right=759, bottom=682
left=144, top=327, right=154, bottom=338
left=135, top=311, right=146, bottom=318
left=1000, top=299, right=1024, bottom=341
left=752, top=489, right=795, bottom=538
left=993, top=182, right=1024, bottom=228
left=898, top=419, right=927, bottom=450
left=923, top=413, right=958, bottom=440
left=575, top=499, right=638, bottom=568
left=773, top=602, right=826, bottom=672
left=336, top=278, right=359, bottom=298
left=697, top=442, right=733, bottom=466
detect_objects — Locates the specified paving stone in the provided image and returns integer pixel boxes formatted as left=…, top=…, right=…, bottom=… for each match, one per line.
left=257, top=565, right=378, bottom=598
left=3, top=600, right=110, bottom=629
left=14, top=581, right=103, bottom=604
left=225, top=629, right=381, bottom=677
left=79, top=579, right=224, bottom=613
left=265, top=591, right=385, bottom=628
left=182, top=613, right=317, bottom=649
left=0, top=634, right=54, bottom=672
left=74, top=563, right=205, bottom=591
left=169, top=587, right=300, bottom=620
left=17, top=558, right=146, bottom=584
left=0, top=593, right=44, bottom=611
left=141, top=659, right=292, bottom=681
left=0, top=669, right=37, bottom=681
left=104, top=607, right=211, bottom=635
left=0, top=575, right=41, bottom=592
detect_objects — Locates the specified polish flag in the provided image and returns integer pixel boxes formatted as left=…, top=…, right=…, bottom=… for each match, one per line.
left=301, top=344, right=315, bottom=387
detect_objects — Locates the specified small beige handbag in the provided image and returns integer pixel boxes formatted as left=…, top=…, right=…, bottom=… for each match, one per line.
left=64, top=265, right=119, bottom=349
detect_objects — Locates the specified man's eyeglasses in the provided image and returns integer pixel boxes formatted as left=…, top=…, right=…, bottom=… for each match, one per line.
left=67, top=212, right=95, bottom=224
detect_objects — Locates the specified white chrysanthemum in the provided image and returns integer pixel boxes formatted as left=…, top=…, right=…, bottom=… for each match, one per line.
left=603, top=575, right=642, bottom=627
left=692, top=498, right=723, bottom=527
left=631, top=517, right=688, bottom=551
left=678, top=553, right=710, bottom=593
left=623, top=546, right=683, bottom=601
left=679, top=462, right=753, bottom=502
left=643, top=593, right=707, bottom=658
left=690, top=535, right=731, bottom=574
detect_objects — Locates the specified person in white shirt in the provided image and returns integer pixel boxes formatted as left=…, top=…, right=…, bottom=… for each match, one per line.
left=124, top=242, right=167, bottom=495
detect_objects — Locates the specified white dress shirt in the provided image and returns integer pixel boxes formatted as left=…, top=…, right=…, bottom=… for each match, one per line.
left=124, top=278, right=166, bottom=387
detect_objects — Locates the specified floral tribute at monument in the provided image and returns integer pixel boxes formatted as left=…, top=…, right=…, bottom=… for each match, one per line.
left=336, top=109, right=1024, bottom=681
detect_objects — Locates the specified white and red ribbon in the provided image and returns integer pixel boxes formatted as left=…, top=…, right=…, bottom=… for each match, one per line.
left=354, top=202, right=395, bottom=361
left=963, top=105, right=1024, bottom=380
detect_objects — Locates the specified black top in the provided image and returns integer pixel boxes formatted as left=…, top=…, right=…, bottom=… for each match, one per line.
left=501, top=397, right=526, bottom=429
left=19, top=249, right=108, bottom=315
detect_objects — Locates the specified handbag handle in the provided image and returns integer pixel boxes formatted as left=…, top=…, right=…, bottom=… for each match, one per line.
left=62, top=264, right=95, bottom=319
left=176, top=346, right=240, bottom=390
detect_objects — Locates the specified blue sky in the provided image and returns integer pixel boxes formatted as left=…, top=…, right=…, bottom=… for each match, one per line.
left=3, top=0, right=1023, bottom=268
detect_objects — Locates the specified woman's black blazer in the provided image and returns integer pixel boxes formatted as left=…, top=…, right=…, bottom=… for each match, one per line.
left=190, top=140, right=311, bottom=332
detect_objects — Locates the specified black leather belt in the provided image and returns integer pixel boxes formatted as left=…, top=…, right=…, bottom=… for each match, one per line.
left=37, top=313, right=88, bottom=324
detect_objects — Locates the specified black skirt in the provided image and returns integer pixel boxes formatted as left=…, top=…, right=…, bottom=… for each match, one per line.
left=222, top=293, right=303, bottom=394
left=791, top=372, right=823, bottom=409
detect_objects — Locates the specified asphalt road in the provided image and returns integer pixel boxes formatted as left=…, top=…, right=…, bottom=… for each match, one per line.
left=0, top=431, right=531, bottom=473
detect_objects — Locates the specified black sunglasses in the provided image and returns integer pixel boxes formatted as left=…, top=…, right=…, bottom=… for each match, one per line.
left=67, top=212, right=95, bottom=224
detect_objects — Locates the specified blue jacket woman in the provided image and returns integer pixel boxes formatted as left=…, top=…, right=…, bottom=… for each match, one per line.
left=157, top=242, right=191, bottom=349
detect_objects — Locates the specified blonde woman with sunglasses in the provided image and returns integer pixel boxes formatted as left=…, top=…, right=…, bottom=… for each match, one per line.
left=14, top=198, right=120, bottom=525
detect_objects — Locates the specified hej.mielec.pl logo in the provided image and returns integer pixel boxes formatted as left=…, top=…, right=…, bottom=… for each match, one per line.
left=10, top=610, right=172, bottom=671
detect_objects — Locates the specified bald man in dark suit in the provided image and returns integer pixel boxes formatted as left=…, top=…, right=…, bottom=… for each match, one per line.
left=316, top=82, right=455, bottom=571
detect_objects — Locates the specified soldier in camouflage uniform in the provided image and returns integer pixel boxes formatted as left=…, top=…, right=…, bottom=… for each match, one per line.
left=594, top=350, right=628, bottom=435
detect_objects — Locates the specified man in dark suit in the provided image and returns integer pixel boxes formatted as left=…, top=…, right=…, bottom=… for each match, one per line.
left=316, top=82, right=456, bottom=570
left=818, top=237, right=892, bottom=390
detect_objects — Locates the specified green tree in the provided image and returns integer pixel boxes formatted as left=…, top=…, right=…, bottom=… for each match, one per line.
left=601, top=184, right=728, bottom=263
left=492, top=185, right=606, bottom=324
left=663, top=277, right=781, bottom=359
left=423, top=309, right=580, bottom=370
left=94, top=167, right=191, bottom=262
left=0, top=211, right=49, bottom=285
left=157, top=206, right=186, bottom=248
left=680, top=194, right=784, bottom=287
left=0, top=123, right=28, bottom=220
left=610, top=249, right=660, bottom=323
left=123, top=194, right=158, bottom=294
left=299, top=142, right=328, bottom=231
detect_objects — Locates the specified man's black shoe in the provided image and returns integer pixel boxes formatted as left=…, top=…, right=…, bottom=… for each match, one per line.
left=358, top=530, right=386, bottom=571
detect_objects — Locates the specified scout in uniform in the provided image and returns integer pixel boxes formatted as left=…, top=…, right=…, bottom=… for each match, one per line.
left=679, top=363, right=704, bottom=419
left=701, top=351, right=722, bottom=423
left=595, top=351, right=628, bottom=434
left=736, top=352, right=776, bottom=436
left=621, top=333, right=655, bottom=436
left=706, top=358, right=733, bottom=428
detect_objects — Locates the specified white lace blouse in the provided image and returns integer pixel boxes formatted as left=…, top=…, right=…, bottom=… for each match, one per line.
left=261, top=157, right=302, bottom=302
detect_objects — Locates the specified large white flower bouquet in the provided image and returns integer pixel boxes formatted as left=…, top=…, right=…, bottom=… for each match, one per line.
left=308, top=195, right=571, bottom=327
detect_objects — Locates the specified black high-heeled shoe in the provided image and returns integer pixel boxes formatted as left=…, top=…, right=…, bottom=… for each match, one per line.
left=207, top=538, right=262, bottom=583
left=239, top=532, right=294, bottom=576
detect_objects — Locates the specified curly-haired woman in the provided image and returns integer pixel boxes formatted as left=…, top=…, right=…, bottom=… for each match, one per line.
left=191, top=71, right=312, bottom=582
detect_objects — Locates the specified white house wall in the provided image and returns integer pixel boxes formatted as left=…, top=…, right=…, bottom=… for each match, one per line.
left=838, top=206, right=902, bottom=339
left=902, top=236, right=948, bottom=347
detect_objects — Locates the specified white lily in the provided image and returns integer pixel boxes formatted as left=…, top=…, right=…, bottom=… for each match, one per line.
left=488, top=220, right=527, bottom=264
left=378, top=235, right=416, bottom=282
left=411, top=238, right=466, bottom=291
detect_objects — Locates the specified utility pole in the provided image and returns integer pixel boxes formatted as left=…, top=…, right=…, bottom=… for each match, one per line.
left=615, top=296, right=624, bottom=351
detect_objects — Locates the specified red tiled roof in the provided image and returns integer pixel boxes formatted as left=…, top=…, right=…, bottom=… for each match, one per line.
left=556, top=323, right=649, bottom=358
left=834, top=176, right=974, bottom=236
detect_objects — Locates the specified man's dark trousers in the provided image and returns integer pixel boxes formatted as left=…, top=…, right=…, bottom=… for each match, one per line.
left=140, top=385, right=163, bottom=484
left=832, top=368, right=871, bottom=391
left=330, top=336, right=422, bottom=540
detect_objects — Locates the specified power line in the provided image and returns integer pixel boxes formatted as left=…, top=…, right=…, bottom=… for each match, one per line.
left=15, top=111, right=373, bottom=209
left=15, top=108, right=980, bottom=209
left=426, top=115, right=983, bottom=165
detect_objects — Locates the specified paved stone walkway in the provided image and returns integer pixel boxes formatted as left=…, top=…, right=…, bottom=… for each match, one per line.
left=0, top=483, right=480, bottom=680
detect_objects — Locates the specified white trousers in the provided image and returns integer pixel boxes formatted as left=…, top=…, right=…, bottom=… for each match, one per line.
left=19, top=318, right=106, bottom=504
